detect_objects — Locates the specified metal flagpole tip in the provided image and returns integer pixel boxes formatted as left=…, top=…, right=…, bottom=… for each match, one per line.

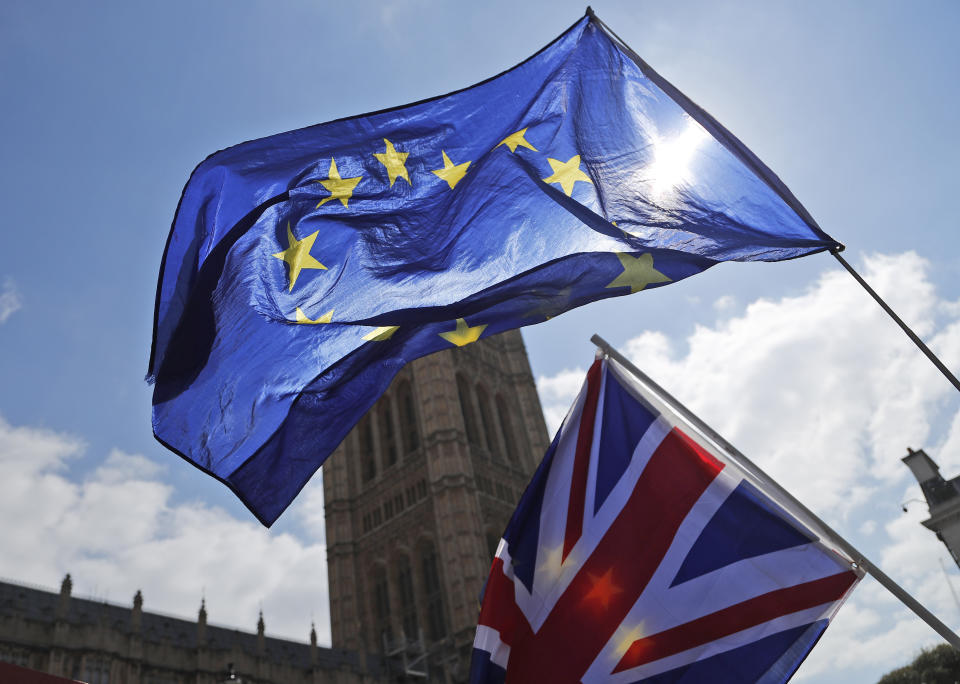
left=591, top=333, right=608, bottom=359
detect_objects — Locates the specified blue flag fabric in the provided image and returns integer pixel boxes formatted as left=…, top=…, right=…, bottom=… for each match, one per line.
left=150, top=12, right=841, bottom=525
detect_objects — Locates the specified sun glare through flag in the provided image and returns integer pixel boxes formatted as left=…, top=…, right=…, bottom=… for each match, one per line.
left=150, top=11, right=841, bottom=525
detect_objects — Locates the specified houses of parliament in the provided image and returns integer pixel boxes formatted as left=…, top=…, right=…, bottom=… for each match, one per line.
left=0, top=331, right=548, bottom=683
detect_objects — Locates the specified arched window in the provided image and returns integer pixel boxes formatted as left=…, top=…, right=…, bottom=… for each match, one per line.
left=359, top=414, right=376, bottom=482
left=456, top=374, right=480, bottom=446
left=371, top=565, right=392, bottom=647
left=396, top=555, right=419, bottom=640
left=0, top=646, right=29, bottom=668
left=398, top=380, right=420, bottom=454
left=475, top=384, right=497, bottom=457
left=379, top=395, right=397, bottom=467
left=82, top=658, right=111, bottom=684
left=421, top=543, right=447, bottom=642
left=486, top=531, right=499, bottom=560
left=496, top=393, right=519, bottom=464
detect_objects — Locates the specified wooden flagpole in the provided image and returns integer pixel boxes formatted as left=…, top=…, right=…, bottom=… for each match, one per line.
left=591, top=333, right=960, bottom=650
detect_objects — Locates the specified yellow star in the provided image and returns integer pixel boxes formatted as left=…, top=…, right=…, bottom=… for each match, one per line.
left=542, top=155, right=592, bottom=196
left=373, top=138, right=410, bottom=187
left=315, top=158, right=361, bottom=208
left=272, top=222, right=327, bottom=292
left=363, top=325, right=399, bottom=341
left=537, top=545, right=566, bottom=582
left=605, top=253, right=671, bottom=293
left=438, top=318, right=487, bottom=347
left=612, top=623, right=647, bottom=659
left=431, top=150, right=471, bottom=190
left=295, top=307, right=333, bottom=324
left=497, top=128, right=537, bottom=153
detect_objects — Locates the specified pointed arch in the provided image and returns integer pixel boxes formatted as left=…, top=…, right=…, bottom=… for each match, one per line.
left=486, top=529, right=500, bottom=560
left=495, top=392, right=520, bottom=464
left=359, top=414, right=376, bottom=482
left=475, top=383, right=498, bottom=457
left=371, top=563, right=392, bottom=647
left=396, top=554, right=419, bottom=640
left=378, top=394, right=398, bottom=467
left=420, top=540, right=447, bottom=642
left=397, top=379, right=420, bottom=455
left=456, top=373, right=480, bottom=446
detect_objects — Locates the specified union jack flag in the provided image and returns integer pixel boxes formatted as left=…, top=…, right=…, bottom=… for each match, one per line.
left=471, top=358, right=861, bottom=683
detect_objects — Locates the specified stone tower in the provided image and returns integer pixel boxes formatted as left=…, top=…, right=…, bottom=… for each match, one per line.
left=323, top=330, right=549, bottom=682
left=903, top=447, right=960, bottom=569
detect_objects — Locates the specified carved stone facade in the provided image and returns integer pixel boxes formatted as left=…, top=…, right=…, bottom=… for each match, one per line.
left=0, top=574, right=384, bottom=684
left=323, top=331, right=548, bottom=682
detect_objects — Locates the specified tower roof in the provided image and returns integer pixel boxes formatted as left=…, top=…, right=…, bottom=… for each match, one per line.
left=903, top=448, right=960, bottom=510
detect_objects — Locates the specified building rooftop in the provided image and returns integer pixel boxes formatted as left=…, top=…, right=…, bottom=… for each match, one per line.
left=0, top=577, right=367, bottom=673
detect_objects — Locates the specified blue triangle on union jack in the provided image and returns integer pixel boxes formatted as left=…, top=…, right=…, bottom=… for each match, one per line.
left=471, top=358, right=860, bottom=684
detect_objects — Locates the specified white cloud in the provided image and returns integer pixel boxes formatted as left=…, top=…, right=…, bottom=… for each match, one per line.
left=936, top=407, right=960, bottom=477
left=4, top=251, right=957, bottom=676
left=713, top=294, right=736, bottom=312
left=537, top=366, right=588, bottom=435
left=378, top=0, right=430, bottom=33
left=0, top=278, right=22, bottom=324
left=0, top=417, right=329, bottom=645
left=535, top=252, right=960, bottom=681
left=625, top=252, right=953, bottom=516
left=799, top=508, right=960, bottom=681
left=293, top=472, right=327, bottom=546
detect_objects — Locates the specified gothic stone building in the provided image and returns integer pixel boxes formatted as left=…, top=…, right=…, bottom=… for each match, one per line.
left=0, top=574, right=384, bottom=683
left=324, top=330, right=548, bottom=681
left=0, top=331, right=548, bottom=683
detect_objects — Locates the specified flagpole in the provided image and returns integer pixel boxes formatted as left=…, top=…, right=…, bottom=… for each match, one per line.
left=590, top=333, right=960, bottom=650
left=830, top=249, right=960, bottom=394
left=592, top=5, right=958, bottom=395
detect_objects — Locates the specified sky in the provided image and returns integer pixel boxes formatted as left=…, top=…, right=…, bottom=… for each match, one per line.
left=0, top=0, right=958, bottom=681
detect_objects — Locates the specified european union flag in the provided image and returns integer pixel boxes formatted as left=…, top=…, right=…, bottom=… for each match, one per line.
left=149, top=11, right=840, bottom=525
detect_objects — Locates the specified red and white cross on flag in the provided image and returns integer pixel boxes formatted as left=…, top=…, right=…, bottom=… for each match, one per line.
left=470, top=357, right=861, bottom=684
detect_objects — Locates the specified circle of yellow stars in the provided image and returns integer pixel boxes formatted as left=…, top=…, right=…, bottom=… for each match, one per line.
left=274, top=127, right=669, bottom=348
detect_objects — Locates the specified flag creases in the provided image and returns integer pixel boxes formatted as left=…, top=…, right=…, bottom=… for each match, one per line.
left=150, top=12, right=840, bottom=525
left=471, top=358, right=860, bottom=683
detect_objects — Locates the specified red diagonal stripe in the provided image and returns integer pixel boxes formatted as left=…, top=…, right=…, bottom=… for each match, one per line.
left=478, top=557, right=533, bottom=645
left=614, top=569, right=859, bottom=673
left=504, top=428, right=723, bottom=683
left=563, top=360, right=602, bottom=562
left=563, top=359, right=602, bottom=560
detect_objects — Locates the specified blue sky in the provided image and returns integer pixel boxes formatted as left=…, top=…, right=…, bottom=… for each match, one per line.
left=1, top=1, right=959, bottom=681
